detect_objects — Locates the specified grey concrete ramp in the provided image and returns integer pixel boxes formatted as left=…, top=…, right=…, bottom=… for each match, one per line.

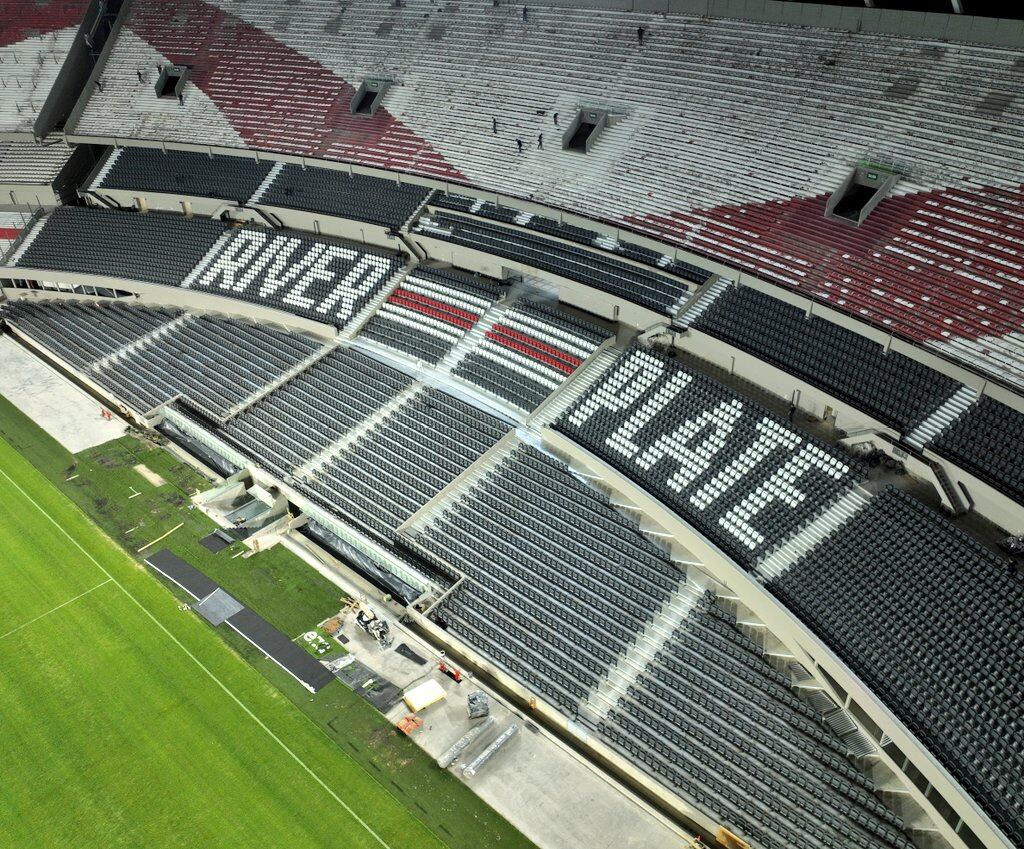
left=145, top=549, right=218, bottom=601
left=226, top=608, right=334, bottom=693
left=192, top=588, right=243, bottom=625
left=199, top=530, right=234, bottom=554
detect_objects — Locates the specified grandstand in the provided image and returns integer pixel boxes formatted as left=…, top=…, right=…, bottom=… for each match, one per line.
left=3, top=2, right=1024, bottom=849
left=65, top=0, right=1024, bottom=389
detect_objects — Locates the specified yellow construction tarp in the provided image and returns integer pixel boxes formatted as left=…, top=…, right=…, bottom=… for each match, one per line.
left=403, top=679, right=447, bottom=712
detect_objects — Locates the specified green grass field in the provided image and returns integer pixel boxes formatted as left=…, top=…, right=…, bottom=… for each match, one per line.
left=0, top=393, right=533, bottom=849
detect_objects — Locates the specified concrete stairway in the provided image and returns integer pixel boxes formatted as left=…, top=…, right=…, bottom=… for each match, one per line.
left=247, top=161, right=284, bottom=205
left=437, top=300, right=506, bottom=375
left=88, top=146, right=124, bottom=190
left=223, top=339, right=338, bottom=420
left=4, top=216, right=46, bottom=266
left=398, top=432, right=520, bottom=536
left=755, top=487, right=871, bottom=582
left=672, top=276, right=731, bottom=328
left=92, top=313, right=189, bottom=370
left=529, top=345, right=620, bottom=427
left=296, top=382, right=424, bottom=479
left=903, top=385, right=979, bottom=451
left=579, top=577, right=704, bottom=723
left=339, top=262, right=413, bottom=341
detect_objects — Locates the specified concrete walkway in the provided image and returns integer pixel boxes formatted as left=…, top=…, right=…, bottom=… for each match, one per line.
left=0, top=336, right=125, bottom=452
left=334, top=607, right=688, bottom=849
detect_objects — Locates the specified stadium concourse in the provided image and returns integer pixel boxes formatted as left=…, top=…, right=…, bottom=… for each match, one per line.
left=1, top=1, right=1024, bottom=849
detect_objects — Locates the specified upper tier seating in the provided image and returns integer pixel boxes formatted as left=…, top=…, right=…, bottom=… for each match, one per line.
left=416, top=210, right=691, bottom=315
left=691, top=284, right=962, bottom=432
left=0, top=140, right=74, bottom=184
left=770, top=487, right=1024, bottom=848
left=601, top=593, right=912, bottom=849
left=3, top=300, right=179, bottom=368
left=425, top=443, right=681, bottom=712
left=13, top=206, right=227, bottom=285
left=556, top=345, right=863, bottom=568
left=930, top=396, right=1024, bottom=505
left=301, top=386, right=509, bottom=539
left=0, top=0, right=90, bottom=133
left=221, top=347, right=413, bottom=475
left=358, top=266, right=501, bottom=364
left=8, top=207, right=403, bottom=329
left=91, top=147, right=274, bottom=201
left=453, top=301, right=610, bottom=412
left=90, top=147, right=431, bottom=229
left=431, top=191, right=711, bottom=286
left=259, top=164, right=431, bottom=228
left=71, top=0, right=1024, bottom=387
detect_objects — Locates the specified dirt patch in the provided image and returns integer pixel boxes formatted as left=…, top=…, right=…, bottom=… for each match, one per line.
left=134, top=464, right=167, bottom=487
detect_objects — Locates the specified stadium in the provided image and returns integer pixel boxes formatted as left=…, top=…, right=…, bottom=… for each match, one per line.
left=0, top=1, right=1022, bottom=848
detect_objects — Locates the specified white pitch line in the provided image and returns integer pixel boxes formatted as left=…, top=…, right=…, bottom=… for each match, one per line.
left=0, top=464, right=395, bottom=849
left=0, top=579, right=113, bottom=641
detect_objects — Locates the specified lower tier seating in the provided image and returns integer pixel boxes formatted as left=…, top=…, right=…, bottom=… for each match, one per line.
left=417, top=211, right=689, bottom=315
left=601, top=594, right=912, bottom=849
left=556, top=345, right=863, bottom=568
left=930, top=396, right=1024, bottom=506
left=425, top=443, right=681, bottom=711
left=453, top=301, right=610, bottom=411
left=770, top=487, right=1024, bottom=847
left=3, top=300, right=178, bottom=368
left=300, top=387, right=509, bottom=539
left=3, top=300, right=322, bottom=419
left=357, top=266, right=501, bottom=363
left=423, top=442, right=909, bottom=849
left=691, top=284, right=961, bottom=433
left=221, top=347, right=413, bottom=475
left=94, top=315, right=323, bottom=419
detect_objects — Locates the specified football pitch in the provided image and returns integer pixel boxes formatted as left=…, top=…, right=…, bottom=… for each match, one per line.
left=0, top=435, right=447, bottom=849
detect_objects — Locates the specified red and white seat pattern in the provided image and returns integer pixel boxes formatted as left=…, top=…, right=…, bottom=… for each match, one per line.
left=453, top=303, right=610, bottom=411
left=630, top=183, right=1024, bottom=389
left=70, top=0, right=1024, bottom=387
left=486, top=316, right=585, bottom=382
left=0, top=0, right=90, bottom=134
left=358, top=268, right=500, bottom=363
left=0, top=212, right=28, bottom=256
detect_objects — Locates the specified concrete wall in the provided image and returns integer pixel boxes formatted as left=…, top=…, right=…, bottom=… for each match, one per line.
left=0, top=184, right=60, bottom=208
